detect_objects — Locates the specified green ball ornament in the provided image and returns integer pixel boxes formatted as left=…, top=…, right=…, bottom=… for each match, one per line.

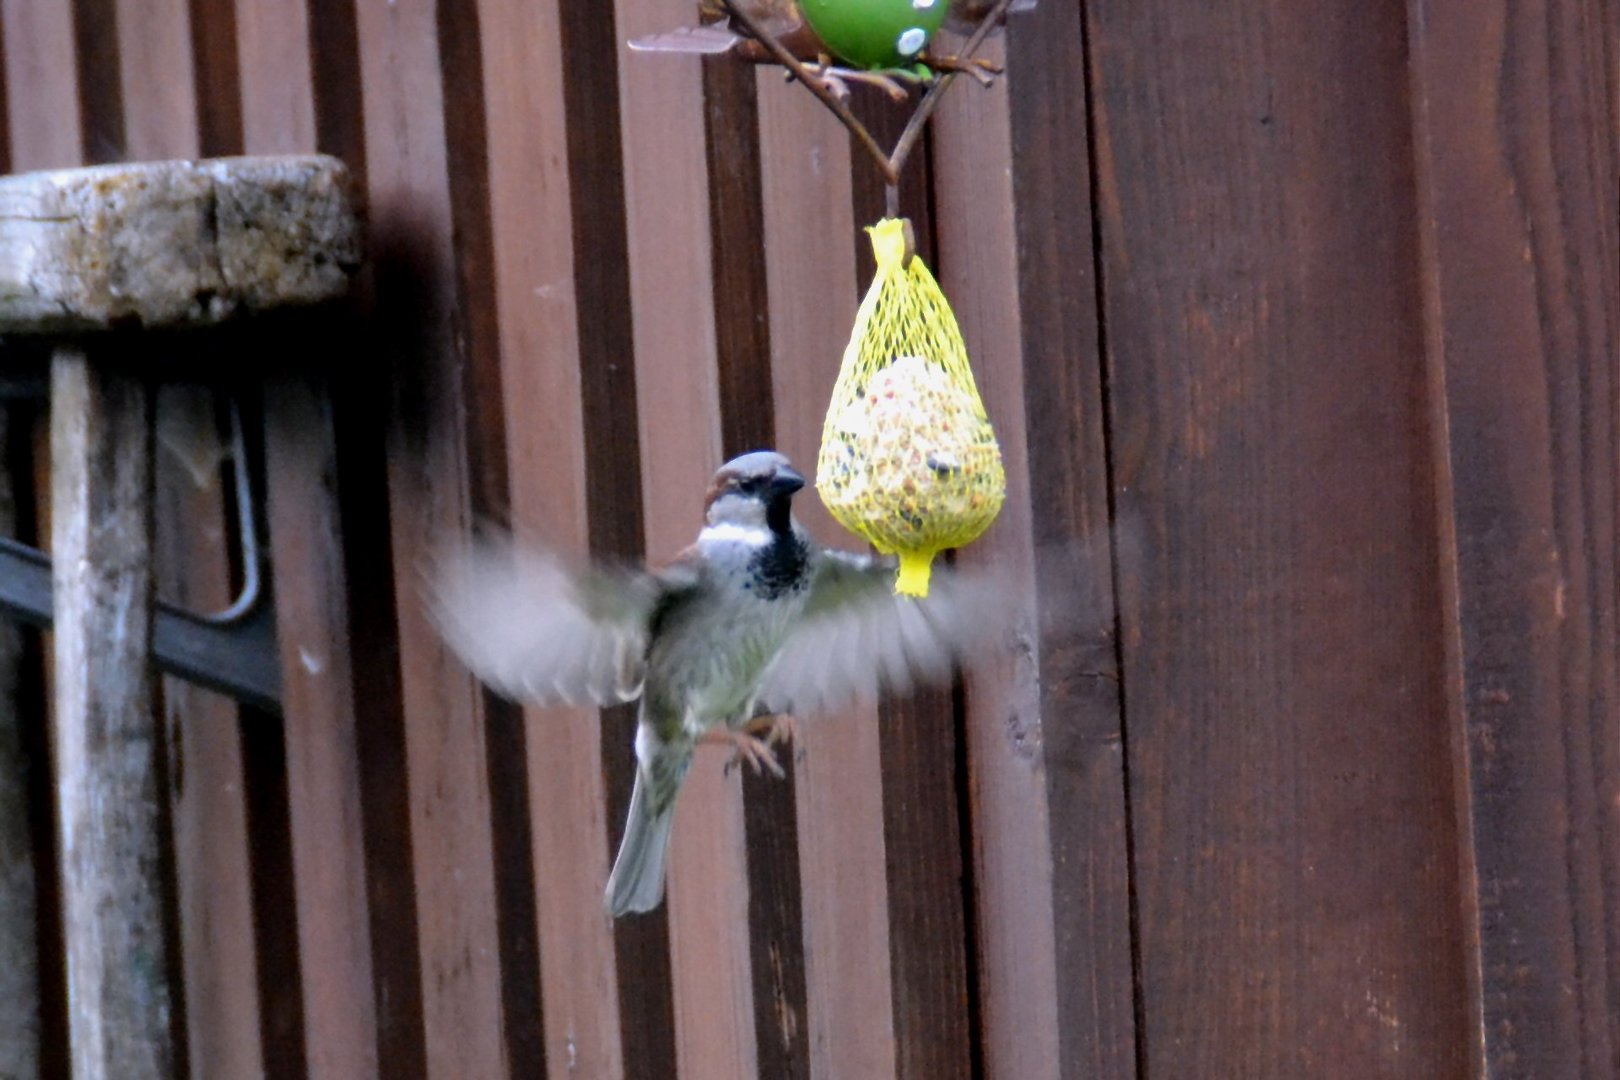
left=801, top=0, right=948, bottom=70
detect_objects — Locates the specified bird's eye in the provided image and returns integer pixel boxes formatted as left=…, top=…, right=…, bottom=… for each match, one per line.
left=737, top=477, right=763, bottom=494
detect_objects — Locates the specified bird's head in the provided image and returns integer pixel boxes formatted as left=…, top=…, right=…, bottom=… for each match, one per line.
left=704, top=450, right=806, bottom=534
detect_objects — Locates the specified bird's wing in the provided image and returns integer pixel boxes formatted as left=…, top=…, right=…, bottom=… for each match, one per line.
left=429, top=538, right=692, bottom=706
left=756, top=550, right=1013, bottom=717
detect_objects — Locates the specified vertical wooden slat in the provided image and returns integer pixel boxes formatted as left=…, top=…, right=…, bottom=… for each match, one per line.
left=843, top=90, right=980, bottom=1080
left=261, top=362, right=384, bottom=1079
left=754, top=72, right=900, bottom=1080
left=611, top=5, right=765, bottom=1076
left=188, top=6, right=312, bottom=1078
left=235, top=2, right=397, bottom=1075
left=701, top=57, right=812, bottom=1080
left=930, top=41, right=1061, bottom=1079
left=555, top=10, right=655, bottom=1028
left=111, top=4, right=268, bottom=1075
left=1085, top=0, right=1475, bottom=1074
left=352, top=0, right=510, bottom=1073
left=469, top=0, right=640, bottom=1074
left=186, top=0, right=242, bottom=160
left=1407, top=1, right=1620, bottom=1075
left=435, top=4, right=550, bottom=1073
left=113, top=0, right=194, bottom=160
left=2, top=0, right=79, bottom=169
left=234, top=0, right=316, bottom=153
left=69, top=0, right=123, bottom=164
left=611, top=6, right=758, bottom=1078
left=152, top=381, right=266, bottom=1080
left=1005, top=6, right=1140, bottom=1075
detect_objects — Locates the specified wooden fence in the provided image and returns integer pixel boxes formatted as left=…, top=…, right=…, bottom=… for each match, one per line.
left=0, top=0, right=1615, bottom=1077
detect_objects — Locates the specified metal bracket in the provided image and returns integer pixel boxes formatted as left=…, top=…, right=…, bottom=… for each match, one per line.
left=0, top=537, right=282, bottom=715
left=0, top=397, right=282, bottom=715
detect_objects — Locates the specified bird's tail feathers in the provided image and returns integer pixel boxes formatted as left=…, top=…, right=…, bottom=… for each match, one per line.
left=604, top=769, right=680, bottom=917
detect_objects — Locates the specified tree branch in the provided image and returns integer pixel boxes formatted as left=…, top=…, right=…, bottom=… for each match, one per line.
left=887, top=0, right=1019, bottom=184
left=715, top=0, right=1021, bottom=217
left=716, top=0, right=897, bottom=185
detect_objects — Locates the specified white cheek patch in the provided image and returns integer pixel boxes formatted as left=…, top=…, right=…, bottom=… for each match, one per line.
left=699, top=522, right=773, bottom=546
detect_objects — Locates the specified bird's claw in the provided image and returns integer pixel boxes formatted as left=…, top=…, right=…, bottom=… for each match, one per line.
left=755, top=712, right=799, bottom=749
left=720, top=732, right=786, bottom=779
left=708, top=713, right=798, bottom=778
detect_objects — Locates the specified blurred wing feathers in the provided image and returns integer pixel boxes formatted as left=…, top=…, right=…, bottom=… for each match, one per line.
left=431, top=540, right=678, bottom=706
left=758, top=550, right=1011, bottom=716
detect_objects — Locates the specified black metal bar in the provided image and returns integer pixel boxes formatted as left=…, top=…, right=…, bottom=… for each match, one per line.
left=0, top=536, right=282, bottom=715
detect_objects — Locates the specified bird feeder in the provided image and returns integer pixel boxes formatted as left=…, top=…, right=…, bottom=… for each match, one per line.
left=817, top=218, right=1004, bottom=596
left=799, top=0, right=948, bottom=70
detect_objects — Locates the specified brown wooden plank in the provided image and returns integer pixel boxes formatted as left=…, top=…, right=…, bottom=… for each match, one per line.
left=435, top=4, right=551, bottom=1073
left=1084, top=0, right=1476, bottom=1074
left=234, top=0, right=316, bottom=153
left=69, top=0, right=123, bottom=163
left=231, top=4, right=396, bottom=1077
left=700, top=56, right=813, bottom=1080
left=154, top=383, right=267, bottom=1080
left=611, top=4, right=758, bottom=1074
left=112, top=0, right=194, bottom=161
left=1406, top=1, right=1620, bottom=1075
left=1, top=0, right=79, bottom=169
left=186, top=0, right=241, bottom=159
left=180, top=8, right=309, bottom=1074
left=111, top=5, right=269, bottom=1075
left=233, top=701, right=308, bottom=1080
left=263, top=366, right=390, bottom=1080
left=843, top=87, right=982, bottom=1080
left=754, top=71, right=902, bottom=1080
left=351, top=0, right=511, bottom=1072
left=929, top=43, right=1063, bottom=1078
left=1003, top=7, right=1140, bottom=1075
left=465, top=0, right=649, bottom=1074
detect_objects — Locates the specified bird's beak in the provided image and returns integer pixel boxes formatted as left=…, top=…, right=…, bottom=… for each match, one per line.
left=770, top=465, right=806, bottom=496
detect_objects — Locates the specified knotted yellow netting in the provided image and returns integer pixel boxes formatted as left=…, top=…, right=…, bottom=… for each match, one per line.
left=817, top=218, right=1005, bottom=596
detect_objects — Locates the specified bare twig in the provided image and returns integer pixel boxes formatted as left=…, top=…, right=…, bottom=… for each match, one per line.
left=887, top=0, right=1019, bottom=184
left=716, top=0, right=1019, bottom=218
left=717, top=0, right=897, bottom=185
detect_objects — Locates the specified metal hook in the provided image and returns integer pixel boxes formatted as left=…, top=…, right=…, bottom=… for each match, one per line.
left=203, top=395, right=262, bottom=625
left=0, top=387, right=282, bottom=714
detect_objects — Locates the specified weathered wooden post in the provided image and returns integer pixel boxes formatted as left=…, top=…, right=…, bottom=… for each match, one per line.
left=0, top=155, right=361, bottom=1079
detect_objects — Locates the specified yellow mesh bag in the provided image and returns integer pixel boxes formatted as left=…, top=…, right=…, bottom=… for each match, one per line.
left=817, top=218, right=1005, bottom=596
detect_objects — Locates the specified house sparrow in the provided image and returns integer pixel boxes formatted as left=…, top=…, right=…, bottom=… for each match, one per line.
left=430, top=450, right=1007, bottom=916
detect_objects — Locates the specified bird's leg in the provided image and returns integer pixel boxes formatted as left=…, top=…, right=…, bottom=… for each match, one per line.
left=924, top=54, right=1002, bottom=86
left=700, top=726, right=787, bottom=779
